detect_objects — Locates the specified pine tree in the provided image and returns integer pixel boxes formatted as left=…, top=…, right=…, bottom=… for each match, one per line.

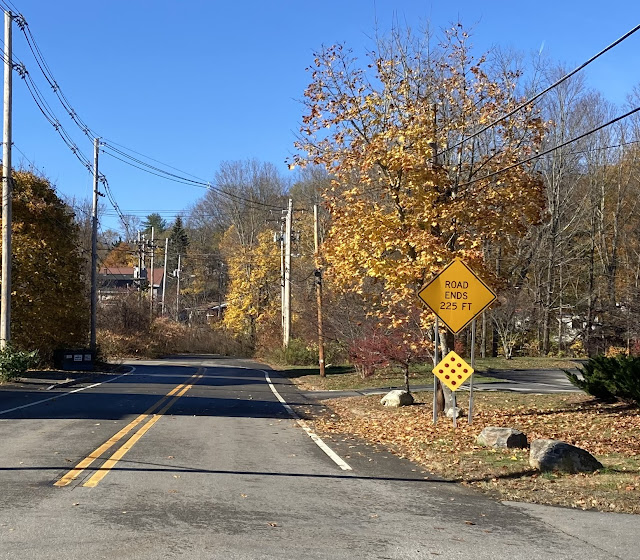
left=141, top=213, right=168, bottom=236
left=168, top=216, right=189, bottom=274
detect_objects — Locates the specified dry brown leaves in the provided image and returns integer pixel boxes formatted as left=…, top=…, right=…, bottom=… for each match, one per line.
left=312, top=392, right=640, bottom=514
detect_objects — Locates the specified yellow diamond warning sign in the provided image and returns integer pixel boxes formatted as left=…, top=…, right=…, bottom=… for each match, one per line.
left=433, top=351, right=474, bottom=391
left=418, top=258, right=496, bottom=334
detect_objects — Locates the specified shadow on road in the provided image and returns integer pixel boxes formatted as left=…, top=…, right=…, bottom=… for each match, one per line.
left=0, top=363, right=323, bottom=422
left=0, top=459, right=454, bottom=485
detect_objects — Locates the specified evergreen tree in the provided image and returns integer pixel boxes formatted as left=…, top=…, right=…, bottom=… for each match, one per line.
left=141, top=212, right=168, bottom=236
left=168, top=216, right=189, bottom=273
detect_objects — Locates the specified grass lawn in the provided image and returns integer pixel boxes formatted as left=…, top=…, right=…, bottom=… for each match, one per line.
left=473, top=356, right=583, bottom=372
left=306, top=391, right=640, bottom=514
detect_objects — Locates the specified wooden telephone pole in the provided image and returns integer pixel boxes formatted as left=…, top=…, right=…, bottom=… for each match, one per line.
left=283, top=199, right=292, bottom=348
left=89, top=138, right=99, bottom=352
left=1, top=11, right=12, bottom=349
left=314, top=205, right=326, bottom=377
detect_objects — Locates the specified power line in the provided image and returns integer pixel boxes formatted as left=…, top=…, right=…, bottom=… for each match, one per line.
left=0, top=45, right=125, bottom=226
left=12, top=15, right=287, bottom=213
left=14, top=12, right=98, bottom=140
left=100, top=143, right=287, bottom=211
left=12, top=142, right=48, bottom=176
left=100, top=174, right=128, bottom=229
left=0, top=9, right=289, bottom=227
left=456, top=105, right=640, bottom=188
left=6, top=12, right=288, bottom=213
left=443, top=23, right=640, bottom=155
left=12, top=59, right=93, bottom=171
left=100, top=138, right=208, bottom=182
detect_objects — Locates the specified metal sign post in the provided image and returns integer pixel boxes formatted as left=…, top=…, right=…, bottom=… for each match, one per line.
left=468, top=319, right=477, bottom=425
left=433, top=317, right=439, bottom=425
left=433, top=350, right=474, bottom=427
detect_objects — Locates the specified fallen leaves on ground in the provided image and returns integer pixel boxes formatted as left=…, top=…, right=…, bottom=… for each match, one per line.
left=310, top=392, right=640, bottom=514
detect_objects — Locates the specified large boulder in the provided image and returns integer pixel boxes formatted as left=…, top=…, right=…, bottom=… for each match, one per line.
left=477, top=427, right=528, bottom=449
left=380, top=390, right=414, bottom=407
left=529, top=439, right=603, bottom=473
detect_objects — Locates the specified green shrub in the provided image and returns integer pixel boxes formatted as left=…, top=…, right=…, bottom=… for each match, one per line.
left=282, top=339, right=318, bottom=366
left=610, top=356, right=640, bottom=405
left=324, top=341, right=348, bottom=365
left=0, top=345, right=39, bottom=382
left=565, top=356, right=618, bottom=401
left=265, top=339, right=318, bottom=366
left=565, top=355, right=640, bottom=405
left=280, top=339, right=349, bottom=366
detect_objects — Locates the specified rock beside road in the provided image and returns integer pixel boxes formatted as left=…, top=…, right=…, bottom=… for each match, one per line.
left=477, top=427, right=528, bottom=449
left=380, top=390, right=414, bottom=407
left=530, top=438, right=603, bottom=473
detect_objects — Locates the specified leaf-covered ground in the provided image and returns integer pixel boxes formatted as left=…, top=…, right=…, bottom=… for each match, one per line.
left=309, top=392, right=640, bottom=514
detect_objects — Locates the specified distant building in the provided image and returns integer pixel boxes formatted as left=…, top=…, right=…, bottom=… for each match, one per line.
left=98, top=267, right=165, bottom=301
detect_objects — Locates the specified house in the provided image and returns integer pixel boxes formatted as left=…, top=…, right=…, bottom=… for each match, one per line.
left=98, top=267, right=165, bottom=301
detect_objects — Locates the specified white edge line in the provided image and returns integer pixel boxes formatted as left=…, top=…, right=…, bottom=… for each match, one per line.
left=263, top=370, right=352, bottom=471
left=0, top=367, right=136, bottom=416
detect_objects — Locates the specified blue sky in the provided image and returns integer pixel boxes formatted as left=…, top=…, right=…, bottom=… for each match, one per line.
left=6, top=0, right=640, bottom=233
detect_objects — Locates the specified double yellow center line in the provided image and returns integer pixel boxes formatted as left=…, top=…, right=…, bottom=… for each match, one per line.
left=55, top=370, right=203, bottom=488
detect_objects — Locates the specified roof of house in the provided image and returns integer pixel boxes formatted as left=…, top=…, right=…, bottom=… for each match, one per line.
left=99, top=267, right=165, bottom=287
left=99, top=267, right=134, bottom=276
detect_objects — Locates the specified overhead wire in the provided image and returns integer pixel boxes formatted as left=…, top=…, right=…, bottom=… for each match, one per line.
left=442, top=23, right=640, bottom=155
left=456, top=105, right=640, bottom=188
left=100, top=143, right=288, bottom=211
left=12, top=142, right=48, bottom=176
left=100, top=137, right=208, bottom=182
left=12, top=12, right=288, bottom=212
left=14, top=12, right=98, bottom=140
left=5, top=9, right=290, bottom=227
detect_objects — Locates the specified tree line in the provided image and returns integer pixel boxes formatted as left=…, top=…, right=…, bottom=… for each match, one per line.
left=4, top=22, right=640, bottom=366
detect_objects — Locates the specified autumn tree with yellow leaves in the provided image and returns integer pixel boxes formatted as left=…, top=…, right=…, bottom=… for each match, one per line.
left=292, top=24, right=547, bottom=410
left=221, top=228, right=281, bottom=347
left=5, top=171, right=89, bottom=359
left=200, top=160, right=287, bottom=347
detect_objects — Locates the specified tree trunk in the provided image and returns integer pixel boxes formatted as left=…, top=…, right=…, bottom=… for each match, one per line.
left=437, top=329, right=457, bottom=416
left=404, top=365, right=410, bottom=393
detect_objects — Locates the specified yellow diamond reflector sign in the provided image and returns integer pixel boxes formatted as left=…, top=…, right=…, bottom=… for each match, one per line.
left=418, top=258, right=496, bottom=334
left=433, top=351, right=474, bottom=391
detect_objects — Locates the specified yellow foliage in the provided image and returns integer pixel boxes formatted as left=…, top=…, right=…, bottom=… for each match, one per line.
left=221, top=227, right=280, bottom=341
left=3, top=171, right=89, bottom=358
left=294, top=26, right=546, bottom=332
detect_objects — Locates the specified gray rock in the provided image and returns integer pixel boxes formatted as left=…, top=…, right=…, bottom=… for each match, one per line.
left=529, top=439, right=603, bottom=473
left=445, top=406, right=464, bottom=419
left=477, top=427, right=528, bottom=449
left=380, top=390, right=414, bottom=407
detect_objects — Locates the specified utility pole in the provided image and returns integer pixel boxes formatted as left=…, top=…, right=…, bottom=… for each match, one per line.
left=136, top=231, right=142, bottom=278
left=175, top=254, right=181, bottom=321
left=89, top=138, right=99, bottom=352
left=1, top=10, right=12, bottom=349
left=279, top=216, right=285, bottom=333
left=161, top=237, right=168, bottom=316
left=217, top=261, right=224, bottom=319
left=283, top=199, right=292, bottom=348
left=149, top=226, right=155, bottom=319
left=314, top=204, right=326, bottom=377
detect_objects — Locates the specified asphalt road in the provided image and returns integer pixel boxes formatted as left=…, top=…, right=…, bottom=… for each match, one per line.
left=0, top=356, right=637, bottom=559
left=305, top=367, right=582, bottom=400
